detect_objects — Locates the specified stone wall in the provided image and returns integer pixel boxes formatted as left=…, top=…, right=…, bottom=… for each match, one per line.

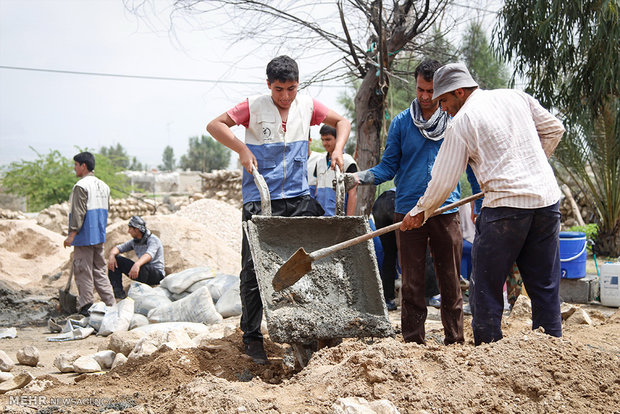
left=200, top=169, right=243, bottom=208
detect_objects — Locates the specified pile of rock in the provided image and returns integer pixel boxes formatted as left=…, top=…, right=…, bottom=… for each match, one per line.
left=0, top=208, right=25, bottom=220
left=200, top=169, right=243, bottom=208
left=108, top=197, right=158, bottom=220
left=559, top=185, right=594, bottom=229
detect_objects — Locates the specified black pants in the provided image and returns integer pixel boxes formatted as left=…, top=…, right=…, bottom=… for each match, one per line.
left=108, top=255, right=164, bottom=296
left=240, top=195, right=324, bottom=344
left=470, top=202, right=562, bottom=345
left=372, top=190, right=397, bottom=301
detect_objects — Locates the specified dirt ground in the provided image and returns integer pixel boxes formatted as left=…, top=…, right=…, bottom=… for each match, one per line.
left=0, top=213, right=619, bottom=413
left=1, top=304, right=619, bottom=414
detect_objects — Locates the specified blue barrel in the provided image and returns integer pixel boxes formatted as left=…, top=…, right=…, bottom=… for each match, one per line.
left=559, top=231, right=587, bottom=279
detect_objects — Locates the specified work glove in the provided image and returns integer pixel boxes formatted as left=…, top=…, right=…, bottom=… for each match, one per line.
left=332, top=170, right=375, bottom=192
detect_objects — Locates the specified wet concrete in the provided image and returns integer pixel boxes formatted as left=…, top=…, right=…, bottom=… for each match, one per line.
left=245, top=216, right=394, bottom=344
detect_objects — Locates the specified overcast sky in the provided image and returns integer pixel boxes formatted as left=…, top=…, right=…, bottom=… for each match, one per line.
left=0, top=0, right=351, bottom=169
left=0, top=0, right=500, bottom=170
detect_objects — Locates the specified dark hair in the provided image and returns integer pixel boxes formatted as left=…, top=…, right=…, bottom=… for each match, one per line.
left=319, top=124, right=337, bottom=137
left=73, top=151, right=95, bottom=172
left=266, top=55, right=299, bottom=83
left=414, top=59, right=442, bottom=82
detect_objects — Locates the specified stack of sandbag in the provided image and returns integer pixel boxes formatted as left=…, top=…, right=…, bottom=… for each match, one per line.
left=83, top=267, right=241, bottom=336
left=131, top=267, right=241, bottom=324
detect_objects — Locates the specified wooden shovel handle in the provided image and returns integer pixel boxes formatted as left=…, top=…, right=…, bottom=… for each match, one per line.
left=310, top=193, right=483, bottom=261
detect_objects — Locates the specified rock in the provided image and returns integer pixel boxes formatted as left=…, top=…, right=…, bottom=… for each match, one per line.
left=0, top=351, right=15, bottom=372
left=560, top=303, right=578, bottom=320
left=0, top=328, right=17, bottom=339
left=0, top=372, right=34, bottom=394
left=73, top=356, right=102, bottom=373
left=111, top=353, right=128, bottom=369
left=0, top=372, right=14, bottom=383
left=565, top=308, right=593, bottom=326
left=129, top=313, right=149, bottom=330
left=164, top=329, right=195, bottom=349
left=107, top=330, right=147, bottom=357
left=92, top=350, right=116, bottom=370
left=192, top=323, right=237, bottom=346
left=54, top=350, right=81, bottom=373
left=128, top=339, right=159, bottom=360
left=332, top=397, right=400, bottom=414
left=16, top=346, right=39, bottom=367
left=509, top=295, right=532, bottom=320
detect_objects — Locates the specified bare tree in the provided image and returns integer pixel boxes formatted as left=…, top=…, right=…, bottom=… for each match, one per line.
left=129, top=0, right=451, bottom=214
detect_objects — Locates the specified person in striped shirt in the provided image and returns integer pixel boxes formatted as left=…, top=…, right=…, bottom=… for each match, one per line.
left=402, top=62, right=565, bottom=345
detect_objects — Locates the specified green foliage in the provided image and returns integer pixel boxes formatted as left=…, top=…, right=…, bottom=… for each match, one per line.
left=99, top=143, right=130, bottom=170
left=459, top=172, right=472, bottom=198
left=495, top=0, right=620, bottom=256
left=0, top=148, right=131, bottom=211
left=461, top=22, right=509, bottom=89
left=91, top=152, right=132, bottom=199
left=375, top=180, right=395, bottom=199
left=159, top=146, right=176, bottom=171
left=1, top=149, right=74, bottom=211
left=100, top=143, right=146, bottom=171
left=495, top=0, right=619, bottom=119
left=568, top=223, right=599, bottom=242
left=179, top=135, right=231, bottom=172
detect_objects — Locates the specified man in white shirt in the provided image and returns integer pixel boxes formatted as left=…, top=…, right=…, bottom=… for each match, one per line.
left=402, top=62, right=565, bottom=345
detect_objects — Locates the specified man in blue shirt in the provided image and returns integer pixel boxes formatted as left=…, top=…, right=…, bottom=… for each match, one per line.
left=345, top=59, right=464, bottom=345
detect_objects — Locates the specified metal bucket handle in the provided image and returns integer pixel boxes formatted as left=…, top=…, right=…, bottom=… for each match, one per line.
left=335, top=164, right=345, bottom=216
left=251, top=165, right=272, bottom=217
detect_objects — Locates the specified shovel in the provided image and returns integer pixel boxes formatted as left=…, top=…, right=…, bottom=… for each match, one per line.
left=59, top=257, right=78, bottom=314
left=272, top=192, right=484, bottom=291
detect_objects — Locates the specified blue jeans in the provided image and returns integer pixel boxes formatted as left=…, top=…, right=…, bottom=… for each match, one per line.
left=470, top=202, right=562, bottom=345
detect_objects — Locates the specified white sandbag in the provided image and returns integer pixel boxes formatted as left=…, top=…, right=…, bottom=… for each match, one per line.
left=186, top=279, right=211, bottom=293
left=88, top=302, right=109, bottom=331
left=206, top=273, right=239, bottom=302
left=133, top=294, right=172, bottom=316
left=127, top=281, right=154, bottom=298
left=98, top=298, right=135, bottom=337
left=170, top=291, right=191, bottom=302
left=129, top=314, right=149, bottom=330
left=147, top=287, right=222, bottom=325
left=130, top=322, right=211, bottom=337
left=152, top=286, right=173, bottom=300
left=215, top=284, right=242, bottom=318
left=160, top=267, right=216, bottom=294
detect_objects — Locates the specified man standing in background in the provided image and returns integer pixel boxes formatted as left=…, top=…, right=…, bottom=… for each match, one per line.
left=64, top=151, right=115, bottom=316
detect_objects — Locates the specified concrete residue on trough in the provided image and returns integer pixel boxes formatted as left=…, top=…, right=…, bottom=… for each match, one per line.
left=245, top=215, right=393, bottom=344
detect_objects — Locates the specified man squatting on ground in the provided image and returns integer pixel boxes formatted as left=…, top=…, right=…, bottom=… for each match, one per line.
left=107, top=215, right=165, bottom=299
left=401, top=62, right=565, bottom=345
left=207, top=55, right=351, bottom=364
left=344, top=59, right=467, bottom=345
left=64, top=151, right=115, bottom=316
left=313, top=124, right=358, bottom=216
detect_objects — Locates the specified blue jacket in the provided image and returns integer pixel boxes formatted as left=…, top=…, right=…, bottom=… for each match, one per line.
left=369, top=108, right=460, bottom=215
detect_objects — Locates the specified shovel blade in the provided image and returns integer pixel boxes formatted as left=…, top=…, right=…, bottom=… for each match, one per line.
left=272, top=247, right=314, bottom=291
left=58, top=288, right=77, bottom=315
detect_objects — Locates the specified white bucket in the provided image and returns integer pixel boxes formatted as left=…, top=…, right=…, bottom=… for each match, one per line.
left=599, top=262, right=620, bottom=307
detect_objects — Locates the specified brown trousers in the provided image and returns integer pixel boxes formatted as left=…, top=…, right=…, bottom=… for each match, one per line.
left=395, top=212, right=464, bottom=345
left=73, top=243, right=115, bottom=309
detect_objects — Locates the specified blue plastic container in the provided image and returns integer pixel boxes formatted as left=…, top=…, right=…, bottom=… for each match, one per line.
left=559, top=231, right=587, bottom=279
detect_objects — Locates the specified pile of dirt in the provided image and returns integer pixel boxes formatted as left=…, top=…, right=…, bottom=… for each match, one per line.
left=7, top=309, right=619, bottom=413
left=0, top=219, right=70, bottom=289
left=105, top=214, right=240, bottom=277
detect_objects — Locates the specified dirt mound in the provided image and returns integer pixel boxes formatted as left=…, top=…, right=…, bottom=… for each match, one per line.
left=175, top=198, right=242, bottom=254
left=105, top=214, right=240, bottom=276
left=0, top=219, right=70, bottom=288
left=6, top=310, right=618, bottom=413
